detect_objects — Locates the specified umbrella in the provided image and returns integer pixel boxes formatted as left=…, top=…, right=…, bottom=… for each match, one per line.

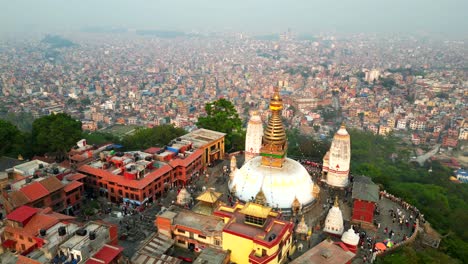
left=375, top=242, right=387, bottom=251
left=383, top=239, right=394, bottom=248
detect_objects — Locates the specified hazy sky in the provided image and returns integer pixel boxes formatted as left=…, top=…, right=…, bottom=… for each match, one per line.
left=1, top=0, right=467, bottom=36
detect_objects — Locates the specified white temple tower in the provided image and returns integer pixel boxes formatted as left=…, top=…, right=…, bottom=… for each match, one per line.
left=323, top=196, right=344, bottom=236
left=324, top=124, right=351, bottom=188
left=244, top=110, right=263, bottom=163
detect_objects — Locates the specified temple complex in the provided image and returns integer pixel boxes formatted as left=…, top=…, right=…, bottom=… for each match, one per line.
left=229, top=88, right=315, bottom=213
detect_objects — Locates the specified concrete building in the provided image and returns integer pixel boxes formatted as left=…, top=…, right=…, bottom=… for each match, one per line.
left=155, top=206, right=224, bottom=251
left=58, top=221, right=119, bottom=263
left=180, top=128, right=226, bottom=166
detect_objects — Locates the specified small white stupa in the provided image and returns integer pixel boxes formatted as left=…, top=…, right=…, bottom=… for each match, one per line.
left=323, top=196, right=344, bottom=236
left=341, top=227, right=360, bottom=246
left=296, top=215, right=309, bottom=236
left=176, top=188, right=191, bottom=206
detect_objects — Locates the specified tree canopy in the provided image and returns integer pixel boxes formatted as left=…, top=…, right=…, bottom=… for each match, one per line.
left=121, top=124, right=186, bottom=150
left=0, top=119, right=28, bottom=158
left=196, top=98, right=244, bottom=151
left=31, top=113, right=82, bottom=157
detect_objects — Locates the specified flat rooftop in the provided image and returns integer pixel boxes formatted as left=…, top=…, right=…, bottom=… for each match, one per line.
left=60, top=223, right=108, bottom=251
left=180, top=128, right=226, bottom=148
left=162, top=207, right=224, bottom=236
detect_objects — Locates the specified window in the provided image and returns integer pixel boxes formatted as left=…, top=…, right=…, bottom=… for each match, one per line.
left=177, top=229, right=186, bottom=234
left=178, top=240, right=185, bottom=244
left=21, top=244, right=26, bottom=250
left=28, top=238, right=32, bottom=243
left=215, top=239, right=221, bottom=246
left=198, top=235, right=206, bottom=239
left=19, top=235, right=24, bottom=240
left=75, top=194, right=79, bottom=201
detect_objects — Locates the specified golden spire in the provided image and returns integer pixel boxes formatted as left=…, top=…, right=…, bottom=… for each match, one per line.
left=334, top=196, right=339, bottom=207
left=260, top=87, right=288, bottom=168
left=254, top=188, right=267, bottom=206
left=263, top=87, right=286, bottom=143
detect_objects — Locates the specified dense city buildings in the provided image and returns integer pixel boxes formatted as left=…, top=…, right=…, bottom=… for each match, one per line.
left=0, top=28, right=466, bottom=263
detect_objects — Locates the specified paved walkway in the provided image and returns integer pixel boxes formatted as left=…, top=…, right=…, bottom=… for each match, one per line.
left=352, top=196, right=416, bottom=263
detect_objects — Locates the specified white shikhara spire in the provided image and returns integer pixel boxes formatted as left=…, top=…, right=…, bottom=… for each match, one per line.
left=323, top=196, right=344, bottom=235
left=244, top=110, right=263, bottom=163
left=326, top=124, right=351, bottom=188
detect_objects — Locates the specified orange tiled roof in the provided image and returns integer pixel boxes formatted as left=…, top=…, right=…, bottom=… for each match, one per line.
left=67, top=173, right=87, bottom=181
left=63, top=180, right=83, bottom=193
left=23, top=214, right=60, bottom=235
left=9, top=191, right=30, bottom=208
left=39, top=176, right=63, bottom=193
left=20, top=182, right=49, bottom=202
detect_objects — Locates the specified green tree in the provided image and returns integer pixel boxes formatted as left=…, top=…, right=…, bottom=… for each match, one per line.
left=0, top=119, right=28, bottom=157
left=122, top=125, right=186, bottom=150
left=31, top=113, right=82, bottom=158
left=196, top=98, right=244, bottom=151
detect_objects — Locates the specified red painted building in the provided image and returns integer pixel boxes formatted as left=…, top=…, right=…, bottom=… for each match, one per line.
left=351, top=176, right=379, bottom=225
left=78, top=148, right=203, bottom=205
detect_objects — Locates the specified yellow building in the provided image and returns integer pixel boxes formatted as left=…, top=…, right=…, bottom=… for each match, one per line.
left=214, top=200, right=294, bottom=264
left=180, top=128, right=226, bottom=166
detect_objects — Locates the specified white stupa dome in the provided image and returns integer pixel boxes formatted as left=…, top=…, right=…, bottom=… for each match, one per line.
left=176, top=188, right=191, bottom=206
left=323, top=199, right=344, bottom=235
left=341, top=228, right=360, bottom=246
left=229, top=156, right=314, bottom=209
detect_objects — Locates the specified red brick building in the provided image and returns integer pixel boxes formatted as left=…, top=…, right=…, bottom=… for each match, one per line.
left=78, top=148, right=203, bottom=205
left=351, top=176, right=379, bottom=226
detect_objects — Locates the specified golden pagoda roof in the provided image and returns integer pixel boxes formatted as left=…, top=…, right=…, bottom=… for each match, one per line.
left=240, top=202, right=272, bottom=219
left=196, top=189, right=222, bottom=204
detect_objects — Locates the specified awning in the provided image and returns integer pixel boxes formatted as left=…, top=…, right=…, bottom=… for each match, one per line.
left=2, top=239, right=16, bottom=248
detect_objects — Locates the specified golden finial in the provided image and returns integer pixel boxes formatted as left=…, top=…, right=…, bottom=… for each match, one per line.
left=17, top=154, right=24, bottom=161
left=254, top=188, right=267, bottom=206
left=334, top=196, right=339, bottom=207
left=340, top=122, right=346, bottom=129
